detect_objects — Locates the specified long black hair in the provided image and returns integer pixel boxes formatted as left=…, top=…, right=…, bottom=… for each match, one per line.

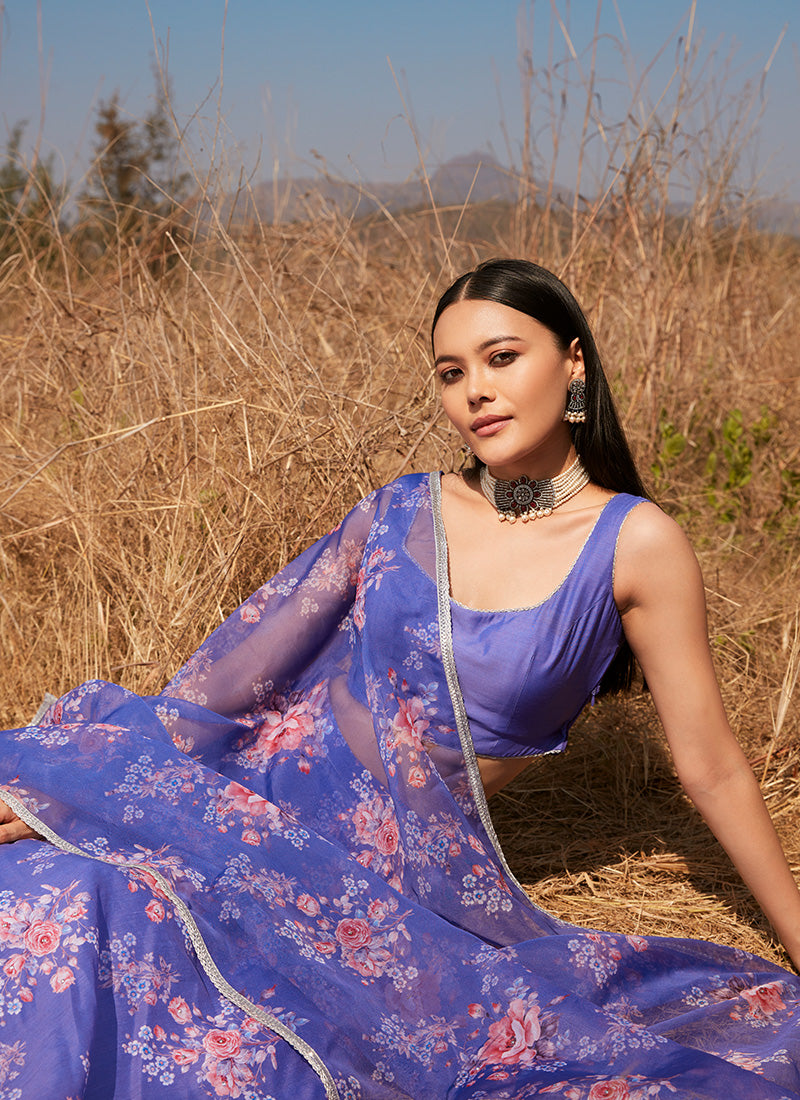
left=432, top=258, right=649, bottom=694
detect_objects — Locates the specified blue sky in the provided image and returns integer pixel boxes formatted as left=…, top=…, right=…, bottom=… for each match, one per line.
left=1, top=1, right=798, bottom=201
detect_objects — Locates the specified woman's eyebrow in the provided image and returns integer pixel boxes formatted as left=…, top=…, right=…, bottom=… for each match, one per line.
left=434, top=334, right=523, bottom=369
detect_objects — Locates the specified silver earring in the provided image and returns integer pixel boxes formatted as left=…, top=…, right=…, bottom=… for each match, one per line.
left=563, top=379, right=586, bottom=424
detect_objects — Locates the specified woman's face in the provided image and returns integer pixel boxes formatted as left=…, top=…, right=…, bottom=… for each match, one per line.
left=432, top=298, right=583, bottom=480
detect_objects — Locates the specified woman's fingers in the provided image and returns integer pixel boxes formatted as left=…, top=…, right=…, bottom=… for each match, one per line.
left=0, top=797, right=40, bottom=843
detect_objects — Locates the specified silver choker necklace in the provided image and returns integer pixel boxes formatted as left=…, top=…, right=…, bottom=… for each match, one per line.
left=479, top=457, right=589, bottom=522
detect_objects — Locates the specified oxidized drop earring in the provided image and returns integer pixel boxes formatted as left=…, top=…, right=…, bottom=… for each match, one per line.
left=563, top=379, right=587, bottom=424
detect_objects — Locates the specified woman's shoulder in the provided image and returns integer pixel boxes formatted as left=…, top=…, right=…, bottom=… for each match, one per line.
left=616, top=497, right=690, bottom=551
left=348, top=472, right=432, bottom=521
left=384, top=471, right=433, bottom=492
left=372, top=471, right=432, bottom=503
left=613, top=499, right=702, bottom=611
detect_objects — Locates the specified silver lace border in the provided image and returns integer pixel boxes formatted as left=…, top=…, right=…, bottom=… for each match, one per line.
left=429, top=472, right=535, bottom=903
left=1, top=787, right=339, bottom=1100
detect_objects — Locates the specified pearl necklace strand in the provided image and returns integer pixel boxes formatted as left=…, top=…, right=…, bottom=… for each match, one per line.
left=479, top=456, right=589, bottom=522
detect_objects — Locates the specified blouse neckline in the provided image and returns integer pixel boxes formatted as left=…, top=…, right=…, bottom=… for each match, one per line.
left=430, top=471, right=617, bottom=615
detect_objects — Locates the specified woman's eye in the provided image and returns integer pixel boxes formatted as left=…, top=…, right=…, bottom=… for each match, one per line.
left=489, top=350, right=517, bottom=366
left=438, top=367, right=462, bottom=383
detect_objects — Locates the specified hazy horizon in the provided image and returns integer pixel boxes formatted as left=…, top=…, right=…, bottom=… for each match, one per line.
left=1, top=0, right=798, bottom=204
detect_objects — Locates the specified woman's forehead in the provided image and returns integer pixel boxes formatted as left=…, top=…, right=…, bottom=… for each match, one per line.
left=432, top=299, right=554, bottom=351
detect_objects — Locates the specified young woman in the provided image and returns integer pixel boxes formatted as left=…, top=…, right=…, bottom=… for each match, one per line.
left=1, top=259, right=799, bottom=1099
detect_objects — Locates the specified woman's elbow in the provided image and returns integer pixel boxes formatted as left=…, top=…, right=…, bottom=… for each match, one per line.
left=675, top=753, right=756, bottom=805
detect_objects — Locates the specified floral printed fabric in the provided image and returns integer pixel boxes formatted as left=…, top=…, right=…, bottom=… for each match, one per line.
left=1, top=473, right=800, bottom=1098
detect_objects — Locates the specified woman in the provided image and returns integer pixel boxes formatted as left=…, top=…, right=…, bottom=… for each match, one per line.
left=1, top=259, right=799, bottom=1099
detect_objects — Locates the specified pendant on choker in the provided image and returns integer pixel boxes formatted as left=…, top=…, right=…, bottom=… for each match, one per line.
left=479, top=457, right=589, bottom=523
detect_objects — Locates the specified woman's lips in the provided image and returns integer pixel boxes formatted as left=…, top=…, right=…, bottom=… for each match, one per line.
left=471, top=416, right=511, bottom=437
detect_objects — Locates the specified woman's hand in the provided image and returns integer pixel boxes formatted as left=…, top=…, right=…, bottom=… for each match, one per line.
left=0, top=796, right=40, bottom=843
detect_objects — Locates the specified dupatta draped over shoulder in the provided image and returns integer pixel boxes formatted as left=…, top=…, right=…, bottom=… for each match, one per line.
left=1, top=473, right=800, bottom=1099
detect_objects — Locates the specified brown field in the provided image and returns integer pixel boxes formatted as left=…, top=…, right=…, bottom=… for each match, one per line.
left=1, top=37, right=799, bottom=966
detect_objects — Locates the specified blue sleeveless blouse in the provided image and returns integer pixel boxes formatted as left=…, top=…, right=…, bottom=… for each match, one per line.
left=445, top=491, right=645, bottom=758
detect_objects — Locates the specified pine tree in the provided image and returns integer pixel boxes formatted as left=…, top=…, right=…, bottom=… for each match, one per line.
left=80, top=73, right=188, bottom=250
left=0, top=123, right=62, bottom=263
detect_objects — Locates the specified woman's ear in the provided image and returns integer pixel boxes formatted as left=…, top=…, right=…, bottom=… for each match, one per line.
left=568, top=338, right=585, bottom=380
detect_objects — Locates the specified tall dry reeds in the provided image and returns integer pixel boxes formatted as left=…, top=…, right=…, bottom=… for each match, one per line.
left=1, top=7, right=798, bottom=962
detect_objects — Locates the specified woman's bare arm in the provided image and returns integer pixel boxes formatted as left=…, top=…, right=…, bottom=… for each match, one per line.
left=615, top=503, right=800, bottom=969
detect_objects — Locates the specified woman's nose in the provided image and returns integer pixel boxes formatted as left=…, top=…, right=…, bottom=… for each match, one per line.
left=466, top=370, right=494, bottom=406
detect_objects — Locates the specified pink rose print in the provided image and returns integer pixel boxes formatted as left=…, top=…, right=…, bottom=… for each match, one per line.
left=207, top=1060, right=254, bottom=1096
left=588, top=1081, right=630, bottom=1100
left=137, top=1000, right=287, bottom=1096
left=203, top=1028, right=242, bottom=1058
left=24, top=920, right=61, bottom=956
left=128, top=867, right=166, bottom=898
left=3, top=954, right=25, bottom=978
left=408, top=765, right=427, bottom=788
left=335, top=918, right=372, bottom=950
left=241, top=828, right=261, bottom=846
left=169, top=996, right=193, bottom=1024
left=625, top=935, right=648, bottom=953
left=62, top=902, right=87, bottom=922
left=375, top=819, right=399, bottom=855
left=253, top=703, right=315, bottom=759
left=353, top=548, right=398, bottom=630
left=239, top=604, right=261, bottom=623
left=50, top=966, right=75, bottom=993
left=478, top=999, right=541, bottom=1067
left=173, top=1048, right=200, bottom=1066
left=351, top=946, right=393, bottom=979
left=352, top=806, right=373, bottom=841
left=741, top=981, right=786, bottom=1018
left=350, top=793, right=401, bottom=872
left=221, top=782, right=275, bottom=820
left=0, top=913, right=18, bottom=942
left=297, top=894, right=321, bottom=917
left=388, top=696, right=430, bottom=752
left=145, top=900, right=165, bottom=922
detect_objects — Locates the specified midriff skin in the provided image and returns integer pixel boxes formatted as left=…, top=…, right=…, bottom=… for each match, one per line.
left=477, top=755, right=533, bottom=798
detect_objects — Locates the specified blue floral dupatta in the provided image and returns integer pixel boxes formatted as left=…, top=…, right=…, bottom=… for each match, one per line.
left=1, top=473, right=800, bottom=1099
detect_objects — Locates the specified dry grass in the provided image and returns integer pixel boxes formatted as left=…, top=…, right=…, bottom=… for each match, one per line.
left=1, top=10, right=799, bottom=965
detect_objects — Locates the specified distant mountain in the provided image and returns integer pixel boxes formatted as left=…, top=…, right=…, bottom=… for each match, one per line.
left=231, top=153, right=527, bottom=224
left=426, top=153, right=521, bottom=205
left=751, top=197, right=800, bottom=237
left=224, top=152, right=799, bottom=236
